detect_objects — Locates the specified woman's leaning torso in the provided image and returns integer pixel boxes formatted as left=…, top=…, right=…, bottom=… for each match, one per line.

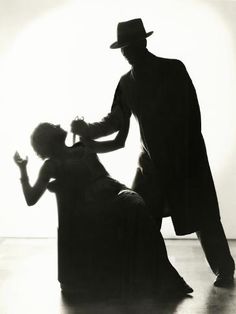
left=49, top=143, right=125, bottom=204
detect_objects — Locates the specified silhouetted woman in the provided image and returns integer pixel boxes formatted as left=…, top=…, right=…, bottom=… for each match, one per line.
left=14, top=122, right=192, bottom=299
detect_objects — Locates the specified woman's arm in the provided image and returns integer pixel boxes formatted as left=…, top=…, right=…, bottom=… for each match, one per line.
left=14, top=152, right=53, bottom=206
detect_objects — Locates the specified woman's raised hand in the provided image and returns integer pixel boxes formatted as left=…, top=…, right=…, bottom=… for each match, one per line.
left=13, top=151, right=28, bottom=168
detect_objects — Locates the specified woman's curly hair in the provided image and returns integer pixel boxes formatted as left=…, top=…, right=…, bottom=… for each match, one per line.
left=31, top=123, right=64, bottom=159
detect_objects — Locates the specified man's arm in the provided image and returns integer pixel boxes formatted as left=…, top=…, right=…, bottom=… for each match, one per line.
left=180, top=61, right=202, bottom=133
left=88, top=105, right=124, bottom=139
left=80, top=111, right=130, bottom=153
left=71, top=83, right=131, bottom=139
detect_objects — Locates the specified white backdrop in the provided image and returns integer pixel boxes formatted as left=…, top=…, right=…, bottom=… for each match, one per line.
left=0, top=0, right=235, bottom=238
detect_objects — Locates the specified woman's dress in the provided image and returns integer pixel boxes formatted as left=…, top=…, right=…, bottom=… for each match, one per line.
left=47, top=143, right=165, bottom=298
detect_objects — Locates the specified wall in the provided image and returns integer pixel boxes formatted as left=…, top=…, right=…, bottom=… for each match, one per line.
left=0, top=0, right=235, bottom=238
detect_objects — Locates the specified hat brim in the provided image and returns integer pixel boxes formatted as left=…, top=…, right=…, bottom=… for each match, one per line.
left=110, top=31, right=153, bottom=49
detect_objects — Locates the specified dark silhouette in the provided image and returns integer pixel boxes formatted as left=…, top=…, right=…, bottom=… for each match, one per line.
left=14, top=122, right=193, bottom=299
left=71, top=18, right=235, bottom=288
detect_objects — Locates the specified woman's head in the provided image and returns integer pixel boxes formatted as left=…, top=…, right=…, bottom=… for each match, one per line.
left=31, top=123, right=67, bottom=159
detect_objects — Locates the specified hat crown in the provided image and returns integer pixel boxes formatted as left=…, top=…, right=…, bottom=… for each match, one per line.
left=117, top=18, right=147, bottom=42
left=110, top=18, right=153, bottom=49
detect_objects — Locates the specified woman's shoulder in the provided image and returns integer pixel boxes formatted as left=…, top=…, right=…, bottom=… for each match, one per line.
left=40, top=158, right=57, bottom=177
left=72, top=142, right=84, bottom=149
left=70, top=142, right=87, bottom=156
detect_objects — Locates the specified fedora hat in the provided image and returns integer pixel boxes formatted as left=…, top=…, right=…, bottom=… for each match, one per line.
left=110, top=18, right=153, bottom=49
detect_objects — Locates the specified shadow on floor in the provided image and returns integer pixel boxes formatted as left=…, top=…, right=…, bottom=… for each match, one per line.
left=61, top=291, right=193, bottom=314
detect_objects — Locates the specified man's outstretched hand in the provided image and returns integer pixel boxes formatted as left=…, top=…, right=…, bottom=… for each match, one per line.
left=71, top=118, right=90, bottom=137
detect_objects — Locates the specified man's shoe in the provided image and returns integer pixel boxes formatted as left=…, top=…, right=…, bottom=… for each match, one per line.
left=214, top=275, right=234, bottom=288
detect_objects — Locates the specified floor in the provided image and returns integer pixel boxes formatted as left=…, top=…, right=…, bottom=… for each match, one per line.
left=0, top=238, right=235, bottom=314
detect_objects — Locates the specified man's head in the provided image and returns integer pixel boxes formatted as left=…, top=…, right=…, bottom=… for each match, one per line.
left=121, top=39, right=147, bottom=65
left=110, top=18, right=152, bottom=65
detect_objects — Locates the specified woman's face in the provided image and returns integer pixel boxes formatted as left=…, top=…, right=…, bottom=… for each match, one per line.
left=50, top=124, right=67, bottom=141
left=32, top=123, right=67, bottom=159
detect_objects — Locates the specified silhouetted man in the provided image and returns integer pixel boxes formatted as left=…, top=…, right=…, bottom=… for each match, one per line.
left=71, top=18, right=234, bottom=288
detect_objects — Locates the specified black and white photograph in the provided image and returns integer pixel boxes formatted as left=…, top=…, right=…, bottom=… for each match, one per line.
left=0, top=0, right=236, bottom=313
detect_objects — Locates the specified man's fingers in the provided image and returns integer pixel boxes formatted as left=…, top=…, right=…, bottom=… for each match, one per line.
left=71, top=120, right=78, bottom=130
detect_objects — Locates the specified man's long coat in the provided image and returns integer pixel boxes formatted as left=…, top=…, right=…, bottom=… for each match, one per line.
left=89, top=51, right=221, bottom=235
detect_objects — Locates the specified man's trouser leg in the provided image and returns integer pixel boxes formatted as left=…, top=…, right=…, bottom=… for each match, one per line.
left=196, top=219, right=235, bottom=276
left=132, top=167, right=186, bottom=283
left=154, top=217, right=188, bottom=283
